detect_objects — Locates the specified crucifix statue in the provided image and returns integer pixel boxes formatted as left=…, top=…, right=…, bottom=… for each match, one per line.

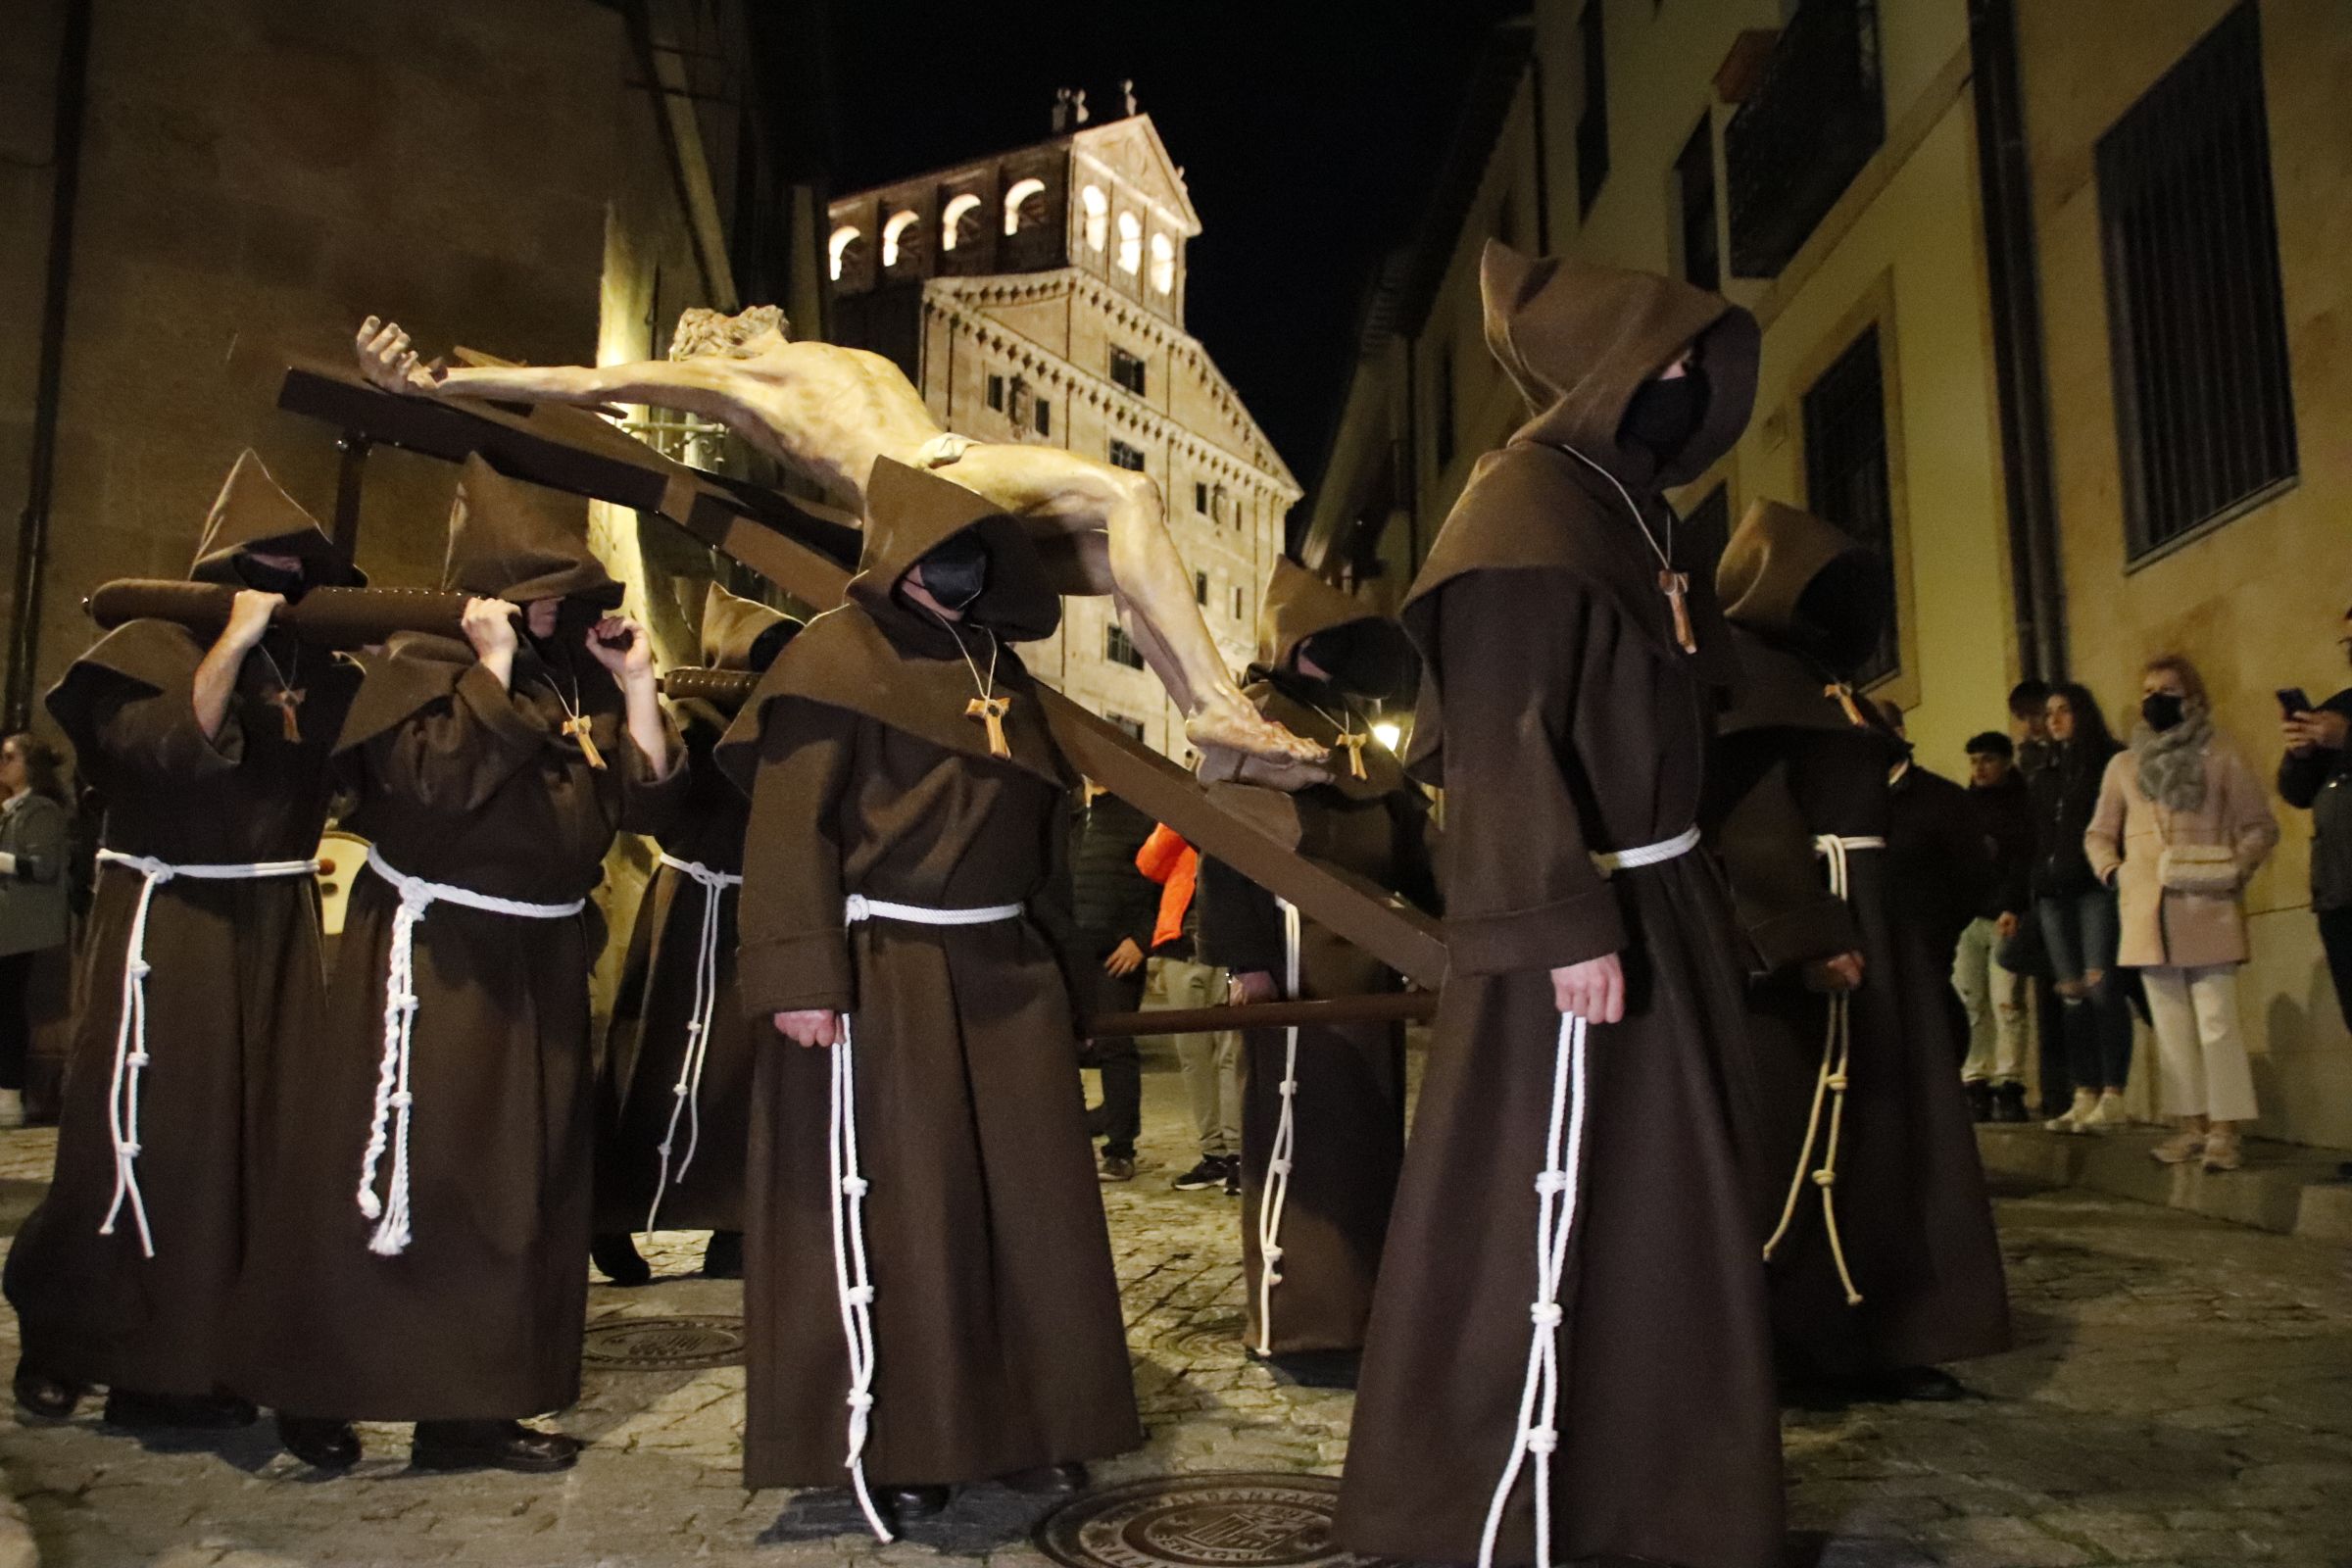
left=355, top=310, right=1323, bottom=774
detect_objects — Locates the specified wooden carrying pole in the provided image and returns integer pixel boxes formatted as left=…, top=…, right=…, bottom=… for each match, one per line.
left=1085, top=992, right=1436, bottom=1040
left=85, top=580, right=474, bottom=645
left=275, top=363, right=1451, bottom=989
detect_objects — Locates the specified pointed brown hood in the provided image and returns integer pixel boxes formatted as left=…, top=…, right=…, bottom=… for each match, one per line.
left=700, top=580, right=802, bottom=672
left=1718, top=498, right=1886, bottom=674
left=188, top=450, right=366, bottom=588
left=1480, top=240, right=1758, bottom=489
left=847, top=459, right=1059, bottom=647
left=1254, top=558, right=1415, bottom=701
left=441, top=454, right=624, bottom=609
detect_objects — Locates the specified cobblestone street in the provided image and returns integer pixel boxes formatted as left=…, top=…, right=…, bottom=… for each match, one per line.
left=0, top=1054, right=2346, bottom=1567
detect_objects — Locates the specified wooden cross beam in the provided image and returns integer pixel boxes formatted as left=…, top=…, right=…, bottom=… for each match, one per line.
left=276, top=363, right=1450, bottom=988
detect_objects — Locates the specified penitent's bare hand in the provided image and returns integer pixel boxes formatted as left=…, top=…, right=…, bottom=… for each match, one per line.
left=461, top=597, right=520, bottom=662
left=1804, top=952, right=1866, bottom=993
left=773, top=1009, right=843, bottom=1049
left=221, top=589, right=285, bottom=656
left=1550, top=954, right=1625, bottom=1024
left=356, top=316, right=443, bottom=396
left=585, top=615, right=655, bottom=683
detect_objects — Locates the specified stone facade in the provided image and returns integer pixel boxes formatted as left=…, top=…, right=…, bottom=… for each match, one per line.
left=828, top=115, right=1299, bottom=758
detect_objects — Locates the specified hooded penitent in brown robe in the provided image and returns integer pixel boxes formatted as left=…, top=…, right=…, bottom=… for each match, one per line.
left=233, top=456, right=682, bottom=1422
left=6, top=453, right=363, bottom=1408
left=716, top=458, right=1140, bottom=1503
left=1335, top=243, right=1785, bottom=1568
left=1196, top=560, right=1433, bottom=1364
left=594, top=583, right=800, bottom=1242
left=1705, top=501, right=2009, bottom=1385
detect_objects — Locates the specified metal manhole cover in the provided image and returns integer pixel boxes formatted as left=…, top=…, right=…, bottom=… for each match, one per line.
left=1034, top=1473, right=1402, bottom=1568
left=580, top=1314, right=746, bottom=1371
left=1165, top=1317, right=1248, bottom=1359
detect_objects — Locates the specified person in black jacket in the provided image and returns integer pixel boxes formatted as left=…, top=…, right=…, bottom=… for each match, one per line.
left=2279, top=644, right=2352, bottom=1033
left=1954, top=732, right=2036, bottom=1122
left=2032, top=683, right=2131, bottom=1133
left=1069, top=782, right=1160, bottom=1181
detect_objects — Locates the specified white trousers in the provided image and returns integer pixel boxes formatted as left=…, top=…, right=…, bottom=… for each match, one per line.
left=1152, top=957, right=1242, bottom=1159
left=2140, top=964, right=2260, bottom=1123
left=1953, top=917, right=2029, bottom=1084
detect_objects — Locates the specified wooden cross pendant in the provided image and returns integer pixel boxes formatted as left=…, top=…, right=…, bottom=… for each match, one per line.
left=966, top=694, right=1013, bottom=759
left=1658, top=569, right=1697, bottom=654
left=266, top=684, right=306, bottom=744
left=1334, top=729, right=1369, bottom=779
left=1824, top=683, right=1869, bottom=728
left=563, top=713, right=609, bottom=770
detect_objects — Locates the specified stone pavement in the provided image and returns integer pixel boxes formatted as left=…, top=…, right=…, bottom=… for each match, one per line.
left=0, top=1054, right=2346, bottom=1567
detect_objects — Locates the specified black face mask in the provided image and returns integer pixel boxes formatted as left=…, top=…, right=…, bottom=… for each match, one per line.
left=2142, top=692, right=2186, bottom=732
left=918, top=533, right=991, bottom=612
left=1619, top=369, right=1711, bottom=464
left=234, top=556, right=308, bottom=601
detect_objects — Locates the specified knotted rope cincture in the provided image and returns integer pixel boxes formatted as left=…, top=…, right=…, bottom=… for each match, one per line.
left=1252, top=899, right=1305, bottom=1356
left=829, top=891, right=1025, bottom=1543
left=1476, top=824, right=1697, bottom=1568
left=1759, top=834, right=1884, bottom=1307
left=93, top=849, right=318, bottom=1259
left=643, top=853, right=743, bottom=1235
left=355, top=848, right=584, bottom=1258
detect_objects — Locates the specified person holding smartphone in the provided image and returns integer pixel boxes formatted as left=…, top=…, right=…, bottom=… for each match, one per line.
left=2278, top=611, right=2352, bottom=1057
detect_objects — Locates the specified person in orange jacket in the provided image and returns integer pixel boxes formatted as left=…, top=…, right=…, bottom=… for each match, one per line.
left=1136, top=824, right=1241, bottom=1195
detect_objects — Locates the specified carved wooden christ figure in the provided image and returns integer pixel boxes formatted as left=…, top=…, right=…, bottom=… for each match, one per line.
left=355, top=308, right=1322, bottom=767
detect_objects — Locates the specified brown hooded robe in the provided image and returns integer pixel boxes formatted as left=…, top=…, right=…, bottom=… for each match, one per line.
left=233, top=457, right=683, bottom=1421
left=716, top=458, right=1140, bottom=1492
left=1336, top=244, right=1785, bottom=1568
left=594, top=583, right=800, bottom=1235
left=1196, top=560, right=1433, bottom=1358
left=1705, top=501, right=2009, bottom=1378
left=5, top=453, right=363, bottom=1397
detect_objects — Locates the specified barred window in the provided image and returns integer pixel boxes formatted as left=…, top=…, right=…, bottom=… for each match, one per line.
left=986, top=374, right=1004, bottom=412
left=1104, top=622, right=1146, bottom=669
left=1802, top=324, right=1899, bottom=686
left=1035, top=397, right=1052, bottom=437
left=1195, top=571, right=1208, bottom=605
left=1194, top=481, right=1208, bottom=514
left=2097, top=2, right=2296, bottom=560
left=1106, top=712, right=1147, bottom=743
left=1109, top=346, right=1148, bottom=396
left=1108, top=438, right=1146, bottom=472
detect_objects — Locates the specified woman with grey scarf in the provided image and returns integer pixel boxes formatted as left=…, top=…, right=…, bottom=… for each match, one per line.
left=2085, top=656, right=2278, bottom=1171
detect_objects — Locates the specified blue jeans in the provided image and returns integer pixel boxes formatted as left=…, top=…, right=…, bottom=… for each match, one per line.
left=2036, top=890, right=2132, bottom=1092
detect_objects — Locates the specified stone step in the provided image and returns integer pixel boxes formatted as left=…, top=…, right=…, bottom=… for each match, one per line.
left=1977, top=1122, right=2352, bottom=1244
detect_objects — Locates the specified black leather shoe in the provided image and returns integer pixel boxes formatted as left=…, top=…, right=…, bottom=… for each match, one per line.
left=882, top=1482, right=952, bottom=1523
left=13, top=1362, right=82, bottom=1421
left=592, top=1232, right=652, bottom=1287
left=1964, top=1080, right=1993, bottom=1122
left=1000, top=1461, right=1088, bottom=1494
left=1992, top=1082, right=2031, bottom=1124
left=279, top=1415, right=362, bottom=1472
left=1856, top=1365, right=1968, bottom=1402
left=702, top=1230, right=744, bottom=1280
left=104, top=1389, right=259, bottom=1430
left=411, top=1419, right=581, bottom=1474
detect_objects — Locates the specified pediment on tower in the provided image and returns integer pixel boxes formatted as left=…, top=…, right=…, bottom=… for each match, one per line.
left=1067, top=115, right=1201, bottom=237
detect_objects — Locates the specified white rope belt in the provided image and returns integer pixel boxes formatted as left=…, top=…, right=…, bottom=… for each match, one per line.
left=1760, top=835, right=1886, bottom=1306
left=93, top=849, right=318, bottom=1259
left=1481, top=823, right=1696, bottom=1568
left=643, top=852, right=744, bottom=1235
left=355, top=847, right=585, bottom=1258
left=831, top=891, right=1024, bottom=1543
left=1252, top=899, right=1305, bottom=1356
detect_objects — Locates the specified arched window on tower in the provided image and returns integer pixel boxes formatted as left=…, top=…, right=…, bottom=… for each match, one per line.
left=828, top=224, right=860, bottom=281
left=881, top=209, right=919, bottom=269
left=1081, top=184, right=1108, bottom=252
left=1115, top=212, right=1142, bottom=274
left=1004, top=178, right=1046, bottom=235
left=940, top=193, right=981, bottom=253
left=1149, top=233, right=1176, bottom=295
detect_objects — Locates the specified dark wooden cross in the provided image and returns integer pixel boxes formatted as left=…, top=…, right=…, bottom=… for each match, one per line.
left=563, top=713, right=609, bottom=770
left=265, top=684, right=305, bottom=744
left=965, top=694, right=1012, bottom=759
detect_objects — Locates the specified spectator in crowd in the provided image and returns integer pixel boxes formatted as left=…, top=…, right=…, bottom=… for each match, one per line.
left=1877, top=703, right=1993, bottom=1073
left=2088, top=656, right=2278, bottom=1172
left=2010, top=679, right=2054, bottom=778
left=1136, top=822, right=1242, bottom=1196
left=1069, top=780, right=1160, bottom=1182
left=2277, top=616, right=2352, bottom=1035
left=0, top=735, right=72, bottom=1130
left=1955, top=732, right=2035, bottom=1122
left=2034, top=683, right=2132, bottom=1133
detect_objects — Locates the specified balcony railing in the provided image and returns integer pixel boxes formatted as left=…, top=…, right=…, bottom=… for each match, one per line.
left=1724, top=0, right=1885, bottom=279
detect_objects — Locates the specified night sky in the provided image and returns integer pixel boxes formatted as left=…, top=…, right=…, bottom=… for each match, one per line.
left=816, top=0, right=1528, bottom=495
